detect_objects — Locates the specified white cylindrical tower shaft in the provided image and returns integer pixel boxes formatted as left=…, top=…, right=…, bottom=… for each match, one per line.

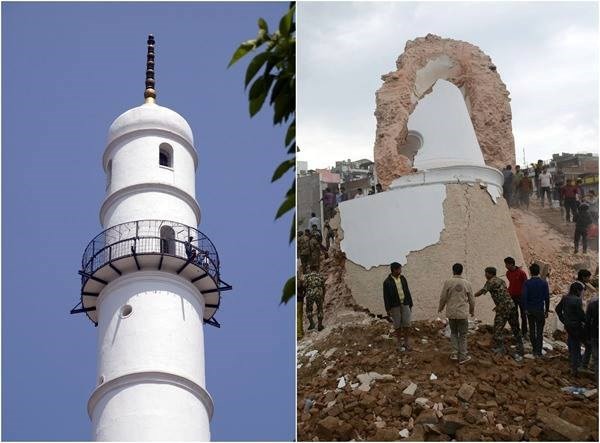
left=77, top=35, right=222, bottom=441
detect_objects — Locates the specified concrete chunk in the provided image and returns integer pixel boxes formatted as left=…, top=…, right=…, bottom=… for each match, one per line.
left=403, top=382, right=418, bottom=396
left=537, top=409, right=589, bottom=441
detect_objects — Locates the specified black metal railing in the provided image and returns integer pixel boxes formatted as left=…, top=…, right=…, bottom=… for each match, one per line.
left=81, top=220, right=220, bottom=284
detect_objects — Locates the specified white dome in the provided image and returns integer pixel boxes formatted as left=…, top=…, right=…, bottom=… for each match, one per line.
left=107, top=102, right=194, bottom=147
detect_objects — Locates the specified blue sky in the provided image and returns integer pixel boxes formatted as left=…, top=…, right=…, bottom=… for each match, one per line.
left=2, top=2, right=294, bottom=440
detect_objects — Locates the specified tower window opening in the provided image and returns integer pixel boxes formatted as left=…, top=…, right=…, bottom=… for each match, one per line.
left=120, top=304, right=133, bottom=318
left=160, top=225, right=176, bottom=254
left=159, top=143, right=173, bottom=168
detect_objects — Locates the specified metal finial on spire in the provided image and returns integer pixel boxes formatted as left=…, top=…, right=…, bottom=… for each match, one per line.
left=144, top=34, right=156, bottom=103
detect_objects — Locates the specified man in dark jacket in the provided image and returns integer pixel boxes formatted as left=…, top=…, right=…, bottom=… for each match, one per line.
left=585, top=296, right=598, bottom=382
left=383, top=262, right=413, bottom=352
left=574, top=203, right=593, bottom=254
left=556, top=282, right=587, bottom=376
left=522, top=263, right=550, bottom=357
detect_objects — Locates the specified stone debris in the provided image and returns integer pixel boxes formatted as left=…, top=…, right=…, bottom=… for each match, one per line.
left=324, top=347, right=337, bottom=358
left=457, top=383, right=476, bottom=402
left=337, top=376, right=346, bottom=389
left=402, top=382, right=418, bottom=396
left=399, top=428, right=410, bottom=438
left=430, top=373, right=437, bottom=380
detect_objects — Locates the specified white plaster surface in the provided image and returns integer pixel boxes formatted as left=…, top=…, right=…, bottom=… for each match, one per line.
left=101, top=186, right=200, bottom=228
left=106, top=133, right=197, bottom=198
left=108, top=102, right=194, bottom=148
left=409, top=80, right=485, bottom=170
left=389, top=165, right=503, bottom=203
left=339, top=185, right=447, bottom=269
left=91, top=381, right=210, bottom=441
left=91, top=271, right=210, bottom=440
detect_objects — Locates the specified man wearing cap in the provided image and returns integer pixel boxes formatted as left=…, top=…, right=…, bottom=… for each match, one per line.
left=474, top=267, right=525, bottom=360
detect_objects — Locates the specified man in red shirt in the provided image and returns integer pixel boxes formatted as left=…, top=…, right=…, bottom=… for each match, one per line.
left=505, top=257, right=529, bottom=340
left=561, top=179, right=580, bottom=223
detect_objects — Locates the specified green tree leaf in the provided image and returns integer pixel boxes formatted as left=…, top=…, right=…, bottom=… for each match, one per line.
left=280, top=276, right=296, bottom=304
left=227, top=40, right=256, bottom=67
left=245, top=52, right=271, bottom=88
left=258, top=17, right=269, bottom=32
left=272, top=159, right=295, bottom=182
left=275, top=193, right=294, bottom=219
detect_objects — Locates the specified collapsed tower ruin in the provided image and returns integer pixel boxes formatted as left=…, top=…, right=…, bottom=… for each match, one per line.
left=338, top=35, right=523, bottom=325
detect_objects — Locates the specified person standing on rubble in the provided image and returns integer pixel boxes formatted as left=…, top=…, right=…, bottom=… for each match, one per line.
left=539, top=166, right=553, bottom=208
left=556, top=282, right=587, bottom=377
left=474, top=267, right=525, bottom=361
left=297, top=267, right=306, bottom=340
left=585, top=295, right=598, bottom=381
left=502, top=165, right=514, bottom=206
left=522, top=263, right=550, bottom=358
left=304, top=263, right=325, bottom=331
left=561, top=179, right=580, bottom=222
left=438, top=263, right=475, bottom=364
left=574, top=203, right=592, bottom=254
left=323, top=221, right=335, bottom=250
left=383, top=262, right=414, bottom=352
left=297, top=230, right=310, bottom=273
left=518, top=170, right=533, bottom=209
left=504, top=257, right=529, bottom=340
left=308, top=228, right=322, bottom=270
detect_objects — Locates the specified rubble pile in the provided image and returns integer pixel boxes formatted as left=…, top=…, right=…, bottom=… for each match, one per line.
left=511, top=206, right=598, bottom=296
left=297, top=319, right=598, bottom=441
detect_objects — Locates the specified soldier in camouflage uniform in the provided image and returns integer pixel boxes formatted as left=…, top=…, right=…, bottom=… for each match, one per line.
left=308, top=229, right=322, bottom=270
left=298, top=230, right=310, bottom=273
left=474, top=266, right=525, bottom=360
left=305, top=264, right=325, bottom=331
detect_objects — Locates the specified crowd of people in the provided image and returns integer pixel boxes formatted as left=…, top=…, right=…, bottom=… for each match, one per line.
left=384, top=259, right=598, bottom=380
left=502, top=161, right=598, bottom=254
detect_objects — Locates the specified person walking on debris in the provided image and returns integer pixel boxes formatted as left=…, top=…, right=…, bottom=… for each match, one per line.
left=305, top=264, right=325, bottom=331
left=504, top=257, right=529, bottom=340
left=561, top=179, right=580, bottom=222
left=298, top=231, right=310, bottom=273
left=574, top=203, right=592, bottom=254
left=512, top=165, right=523, bottom=207
left=502, top=165, right=514, bottom=206
left=474, top=267, right=525, bottom=361
left=308, top=212, right=320, bottom=231
left=539, top=166, right=553, bottom=208
left=585, top=295, right=598, bottom=381
left=438, top=263, right=475, bottom=364
left=321, top=188, right=336, bottom=221
left=518, top=170, right=533, bottom=209
left=522, top=263, right=550, bottom=358
left=556, top=282, right=587, bottom=377
left=308, top=228, right=322, bottom=270
left=323, top=221, right=335, bottom=250
left=297, top=269, right=305, bottom=340
left=383, top=262, right=414, bottom=352
left=576, top=269, right=595, bottom=371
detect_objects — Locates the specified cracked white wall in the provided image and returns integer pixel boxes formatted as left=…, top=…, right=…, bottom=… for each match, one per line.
left=339, top=185, right=447, bottom=270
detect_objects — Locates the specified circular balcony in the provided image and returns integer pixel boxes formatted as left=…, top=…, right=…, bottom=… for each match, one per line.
left=71, top=220, right=231, bottom=327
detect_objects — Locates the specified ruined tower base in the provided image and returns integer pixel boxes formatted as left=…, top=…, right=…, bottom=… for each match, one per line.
left=340, top=182, right=524, bottom=326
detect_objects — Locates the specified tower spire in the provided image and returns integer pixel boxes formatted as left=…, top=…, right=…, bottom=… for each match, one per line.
left=144, top=34, right=156, bottom=103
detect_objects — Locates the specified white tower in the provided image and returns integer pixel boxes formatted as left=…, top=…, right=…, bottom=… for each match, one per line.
left=71, top=35, right=231, bottom=441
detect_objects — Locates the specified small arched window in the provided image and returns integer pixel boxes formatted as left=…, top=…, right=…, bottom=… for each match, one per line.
left=159, top=143, right=173, bottom=168
left=106, top=160, right=112, bottom=190
left=160, top=225, right=176, bottom=254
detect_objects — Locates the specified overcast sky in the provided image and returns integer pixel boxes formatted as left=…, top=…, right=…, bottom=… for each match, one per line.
left=297, top=1, right=599, bottom=170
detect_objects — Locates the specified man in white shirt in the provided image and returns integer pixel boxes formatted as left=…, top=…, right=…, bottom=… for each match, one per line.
left=354, top=188, right=364, bottom=199
left=539, top=167, right=553, bottom=208
left=308, top=212, right=320, bottom=231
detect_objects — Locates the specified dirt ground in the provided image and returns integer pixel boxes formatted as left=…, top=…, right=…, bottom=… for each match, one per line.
left=297, top=200, right=599, bottom=441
